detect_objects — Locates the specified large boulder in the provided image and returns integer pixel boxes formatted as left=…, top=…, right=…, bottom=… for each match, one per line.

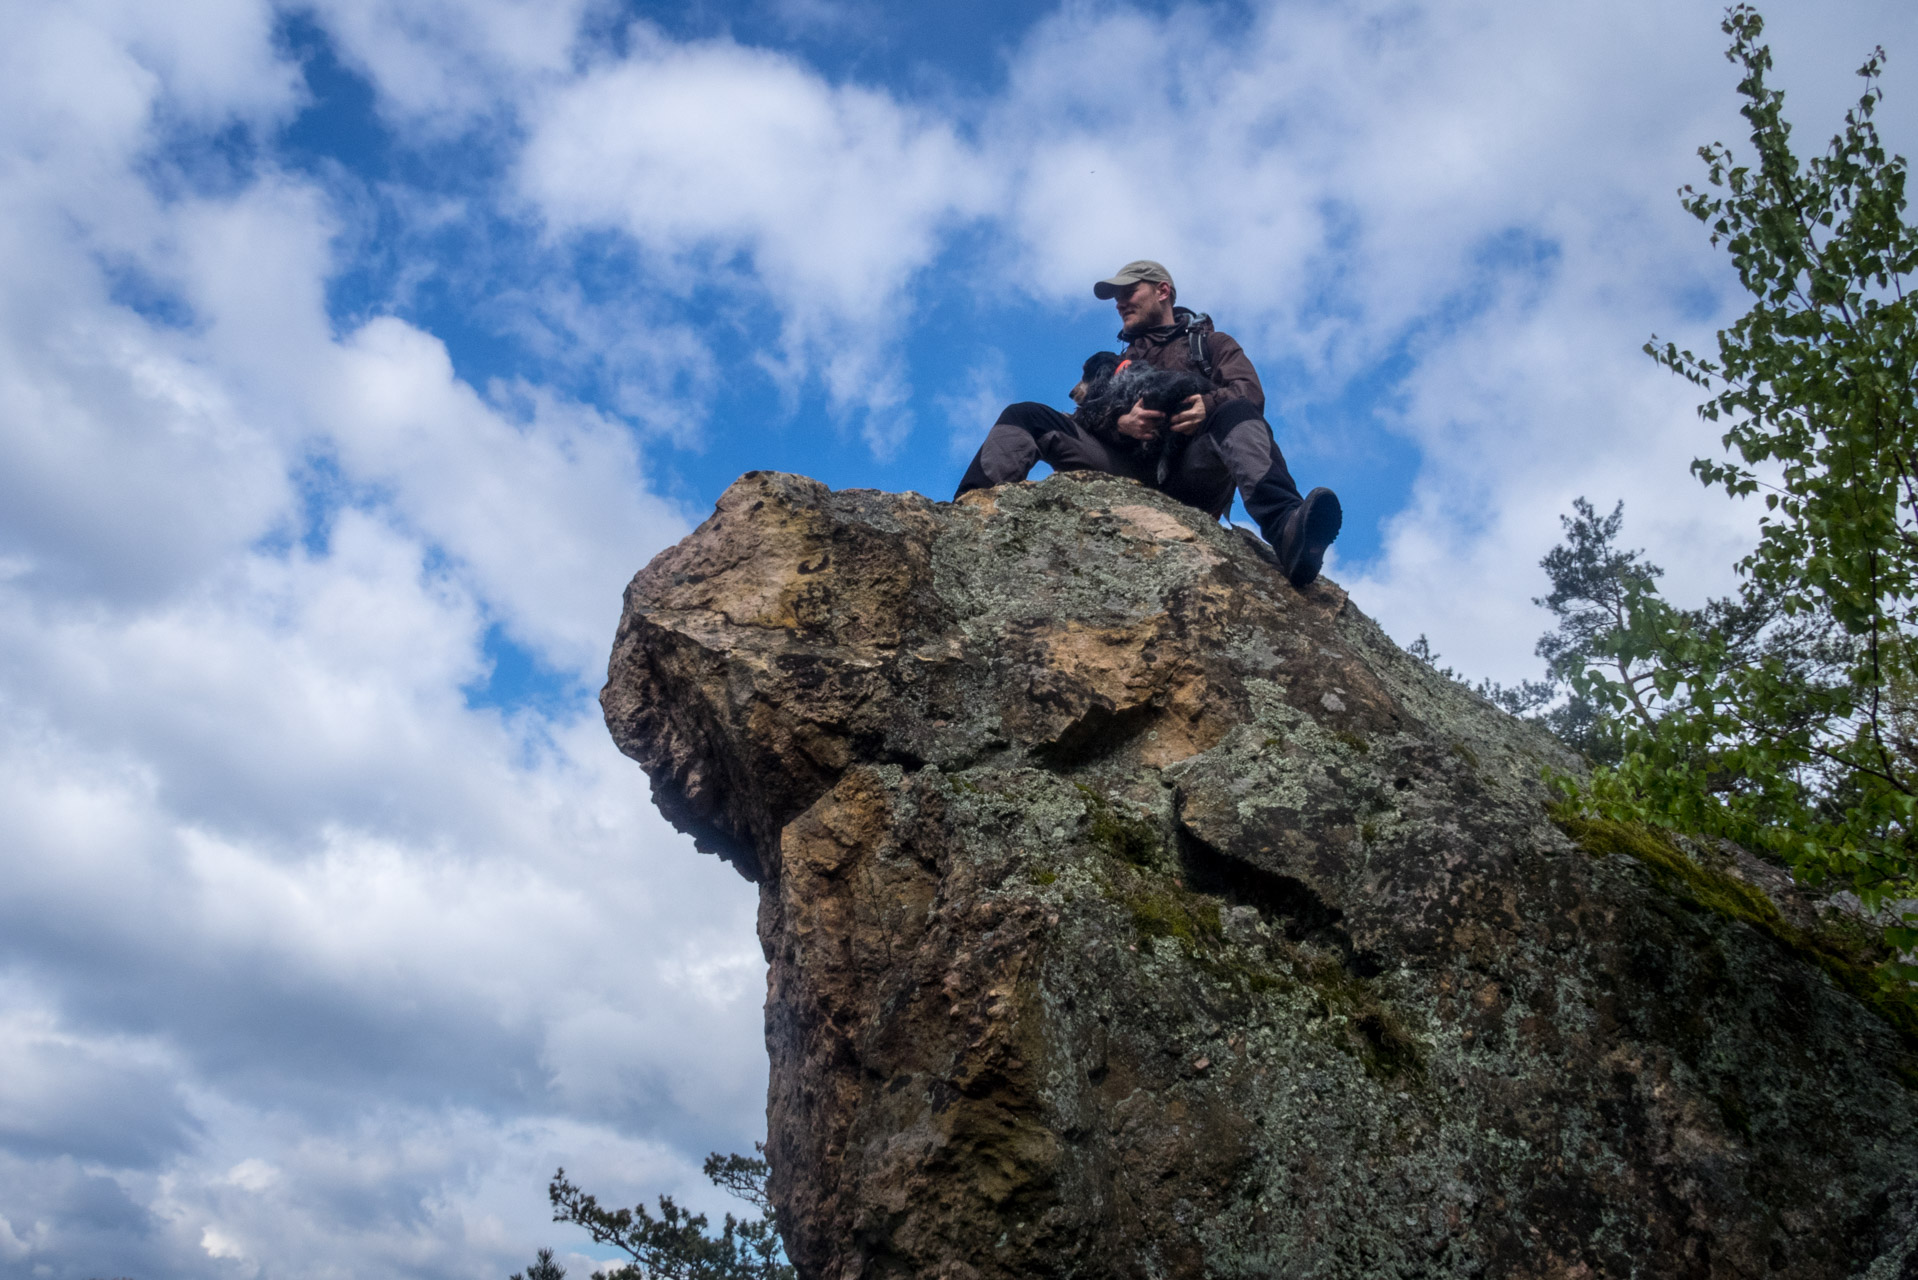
left=603, top=470, right=1918, bottom=1279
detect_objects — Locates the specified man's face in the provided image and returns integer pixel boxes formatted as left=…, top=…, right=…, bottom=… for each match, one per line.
left=1113, top=280, right=1174, bottom=332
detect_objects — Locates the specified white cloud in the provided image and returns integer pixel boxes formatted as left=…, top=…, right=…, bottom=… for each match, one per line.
left=518, top=26, right=999, bottom=438
left=310, top=0, right=600, bottom=126
left=0, top=995, right=196, bottom=1171
left=492, top=280, right=720, bottom=445
left=0, top=13, right=299, bottom=603
left=3, top=0, right=296, bottom=152
left=935, top=348, right=1009, bottom=461
left=0, top=538, right=767, bottom=1275
left=322, top=319, right=691, bottom=674
left=0, top=3, right=757, bottom=1276
left=0, top=1216, right=32, bottom=1263
left=522, top=29, right=991, bottom=321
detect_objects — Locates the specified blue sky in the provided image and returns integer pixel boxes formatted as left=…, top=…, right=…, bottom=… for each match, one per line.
left=3, top=1, right=1916, bottom=1276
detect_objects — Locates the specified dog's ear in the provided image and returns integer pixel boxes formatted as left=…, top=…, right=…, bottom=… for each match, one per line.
left=1072, top=351, right=1121, bottom=406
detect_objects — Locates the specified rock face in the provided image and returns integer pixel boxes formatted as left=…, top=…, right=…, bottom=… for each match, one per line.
left=603, top=470, right=1918, bottom=1279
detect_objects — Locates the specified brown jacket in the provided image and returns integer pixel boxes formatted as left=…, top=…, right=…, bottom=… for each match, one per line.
left=1120, top=308, right=1264, bottom=420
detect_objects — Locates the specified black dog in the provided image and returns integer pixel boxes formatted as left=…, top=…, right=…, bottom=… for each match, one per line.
left=1071, top=351, right=1213, bottom=481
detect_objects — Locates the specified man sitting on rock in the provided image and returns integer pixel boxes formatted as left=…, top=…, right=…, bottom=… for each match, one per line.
left=955, top=260, right=1342, bottom=587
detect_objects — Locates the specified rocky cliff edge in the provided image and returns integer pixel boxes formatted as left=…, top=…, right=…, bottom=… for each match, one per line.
left=603, top=469, right=1918, bottom=1279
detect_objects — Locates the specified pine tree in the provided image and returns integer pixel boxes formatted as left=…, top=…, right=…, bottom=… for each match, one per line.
left=513, top=1148, right=793, bottom=1280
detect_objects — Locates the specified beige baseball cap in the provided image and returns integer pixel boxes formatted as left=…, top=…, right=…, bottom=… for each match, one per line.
left=1093, top=260, right=1173, bottom=299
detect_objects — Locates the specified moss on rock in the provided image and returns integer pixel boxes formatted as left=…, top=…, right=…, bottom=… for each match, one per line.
left=1554, top=807, right=1918, bottom=1055
left=1075, top=783, right=1164, bottom=869
left=1127, top=885, right=1222, bottom=947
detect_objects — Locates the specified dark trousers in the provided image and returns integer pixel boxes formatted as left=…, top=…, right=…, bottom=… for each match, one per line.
left=955, top=400, right=1304, bottom=537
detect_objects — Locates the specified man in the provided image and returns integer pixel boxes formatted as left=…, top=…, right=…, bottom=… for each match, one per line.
left=955, top=260, right=1342, bottom=588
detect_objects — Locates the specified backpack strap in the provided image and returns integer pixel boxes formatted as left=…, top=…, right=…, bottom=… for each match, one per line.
left=1186, top=313, right=1215, bottom=383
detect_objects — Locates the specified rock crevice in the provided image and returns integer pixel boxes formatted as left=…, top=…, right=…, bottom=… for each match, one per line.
left=604, top=470, right=1918, bottom=1279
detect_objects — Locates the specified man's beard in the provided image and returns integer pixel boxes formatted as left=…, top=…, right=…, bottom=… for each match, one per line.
left=1121, top=315, right=1175, bottom=340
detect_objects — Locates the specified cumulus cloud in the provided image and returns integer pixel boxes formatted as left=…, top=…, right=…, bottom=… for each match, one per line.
left=517, top=25, right=999, bottom=445
left=0, top=7, right=299, bottom=604
left=0, top=996, right=196, bottom=1170
left=0, top=513, right=764, bottom=1278
left=321, top=319, right=688, bottom=674
left=310, top=0, right=599, bottom=126
left=936, top=348, right=1009, bottom=460
left=0, top=2, right=759, bottom=1277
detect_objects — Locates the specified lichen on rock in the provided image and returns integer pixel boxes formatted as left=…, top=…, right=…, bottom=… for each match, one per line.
left=604, top=470, right=1918, bottom=1279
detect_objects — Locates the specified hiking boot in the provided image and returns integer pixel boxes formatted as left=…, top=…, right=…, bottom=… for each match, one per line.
left=1271, top=487, right=1342, bottom=587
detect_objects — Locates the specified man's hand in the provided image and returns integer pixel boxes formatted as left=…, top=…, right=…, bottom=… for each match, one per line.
left=1168, top=394, right=1206, bottom=435
left=1115, top=400, right=1164, bottom=441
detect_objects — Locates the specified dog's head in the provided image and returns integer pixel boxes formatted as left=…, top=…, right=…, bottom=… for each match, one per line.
left=1071, top=351, right=1123, bottom=405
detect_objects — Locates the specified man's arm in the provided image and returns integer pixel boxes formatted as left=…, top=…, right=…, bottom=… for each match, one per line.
left=1200, top=332, right=1264, bottom=418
